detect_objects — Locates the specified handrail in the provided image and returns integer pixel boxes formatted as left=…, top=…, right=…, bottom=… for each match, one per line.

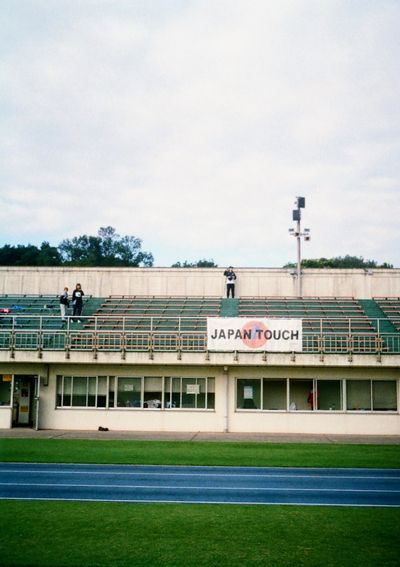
left=0, top=321, right=399, bottom=354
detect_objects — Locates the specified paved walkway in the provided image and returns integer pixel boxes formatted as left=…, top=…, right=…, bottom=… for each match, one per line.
left=0, top=428, right=399, bottom=444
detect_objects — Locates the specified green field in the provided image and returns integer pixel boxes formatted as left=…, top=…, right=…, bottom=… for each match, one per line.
left=1, top=438, right=400, bottom=468
left=0, top=439, right=399, bottom=566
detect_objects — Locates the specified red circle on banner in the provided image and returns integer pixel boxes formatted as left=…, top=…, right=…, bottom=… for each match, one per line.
left=241, top=320, right=268, bottom=349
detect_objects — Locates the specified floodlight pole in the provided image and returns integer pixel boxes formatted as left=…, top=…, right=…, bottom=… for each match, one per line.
left=289, top=197, right=309, bottom=298
left=296, top=216, right=302, bottom=297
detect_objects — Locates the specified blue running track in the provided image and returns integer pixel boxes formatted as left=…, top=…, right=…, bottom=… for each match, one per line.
left=0, top=463, right=399, bottom=507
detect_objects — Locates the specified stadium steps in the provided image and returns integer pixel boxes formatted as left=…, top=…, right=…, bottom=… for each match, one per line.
left=358, top=299, right=397, bottom=333
left=220, top=298, right=239, bottom=317
left=358, top=299, right=397, bottom=354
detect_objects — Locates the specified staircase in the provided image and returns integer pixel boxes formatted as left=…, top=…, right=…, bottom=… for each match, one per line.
left=358, top=299, right=397, bottom=334
left=358, top=299, right=398, bottom=353
left=220, top=298, right=239, bottom=317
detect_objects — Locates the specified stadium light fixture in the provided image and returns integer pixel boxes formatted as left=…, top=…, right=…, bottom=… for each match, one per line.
left=289, top=196, right=311, bottom=297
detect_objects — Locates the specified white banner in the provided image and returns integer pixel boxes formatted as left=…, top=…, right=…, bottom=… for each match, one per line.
left=207, top=318, right=302, bottom=352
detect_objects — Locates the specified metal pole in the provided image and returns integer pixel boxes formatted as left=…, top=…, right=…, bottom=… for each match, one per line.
left=224, top=366, right=229, bottom=433
left=297, top=218, right=301, bottom=297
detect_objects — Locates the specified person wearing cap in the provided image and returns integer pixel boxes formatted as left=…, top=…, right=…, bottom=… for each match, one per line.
left=223, top=266, right=237, bottom=298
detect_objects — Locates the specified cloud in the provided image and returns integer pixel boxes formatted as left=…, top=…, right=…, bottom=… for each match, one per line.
left=0, top=0, right=399, bottom=266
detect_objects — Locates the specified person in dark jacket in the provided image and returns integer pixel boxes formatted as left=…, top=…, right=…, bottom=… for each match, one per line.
left=59, top=287, right=69, bottom=321
left=72, top=283, right=85, bottom=322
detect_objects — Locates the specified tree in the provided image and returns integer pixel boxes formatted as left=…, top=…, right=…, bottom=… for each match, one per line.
left=37, top=242, right=62, bottom=266
left=283, top=255, right=393, bottom=269
left=0, top=242, right=61, bottom=266
left=58, top=226, right=154, bottom=267
left=171, top=259, right=218, bottom=268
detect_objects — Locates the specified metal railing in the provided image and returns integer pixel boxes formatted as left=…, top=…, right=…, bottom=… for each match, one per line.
left=0, top=315, right=399, bottom=354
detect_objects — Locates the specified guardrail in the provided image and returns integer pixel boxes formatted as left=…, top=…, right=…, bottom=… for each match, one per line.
left=0, top=315, right=399, bottom=354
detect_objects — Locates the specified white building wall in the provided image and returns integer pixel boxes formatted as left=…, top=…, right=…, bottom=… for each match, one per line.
left=0, top=408, right=12, bottom=428
left=26, top=364, right=400, bottom=435
left=1, top=267, right=400, bottom=298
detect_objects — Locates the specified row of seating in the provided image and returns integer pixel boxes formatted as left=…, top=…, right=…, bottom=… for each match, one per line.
left=0, top=294, right=93, bottom=330
left=86, top=296, right=222, bottom=332
left=2, top=295, right=400, bottom=336
left=373, top=297, right=400, bottom=331
left=238, top=297, right=374, bottom=334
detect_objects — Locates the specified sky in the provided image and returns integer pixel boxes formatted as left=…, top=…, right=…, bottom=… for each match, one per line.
left=0, top=0, right=399, bottom=268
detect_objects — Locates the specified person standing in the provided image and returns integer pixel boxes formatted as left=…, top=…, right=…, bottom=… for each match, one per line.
left=223, top=266, right=237, bottom=298
left=59, top=287, right=69, bottom=322
left=72, top=283, right=85, bottom=323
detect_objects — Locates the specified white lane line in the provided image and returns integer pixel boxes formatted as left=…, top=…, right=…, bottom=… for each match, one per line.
left=0, top=496, right=399, bottom=508
left=0, top=469, right=399, bottom=480
left=1, top=482, right=399, bottom=493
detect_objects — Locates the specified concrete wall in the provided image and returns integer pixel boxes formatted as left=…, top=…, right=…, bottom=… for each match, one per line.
left=1, top=267, right=400, bottom=298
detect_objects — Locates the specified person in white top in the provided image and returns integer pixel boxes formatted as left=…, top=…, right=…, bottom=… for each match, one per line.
left=223, top=266, right=237, bottom=298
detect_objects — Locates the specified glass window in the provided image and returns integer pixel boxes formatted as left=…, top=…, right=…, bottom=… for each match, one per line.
left=316, top=380, right=342, bottom=411
left=164, top=377, right=215, bottom=410
left=164, top=377, right=180, bottom=408
left=207, top=377, right=215, bottom=410
left=57, top=375, right=112, bottom=408
left=289, top=380, right=312, bottom=411
left=263, top=379, right=286, bottom=410
left=87, top=377, right=96, bottom=407
left=0, top=375, right=12, bottom=406
left=347, top=380, right=371, bottom=411
left=63, top=376, right=72, bottom=407
left=237, top=379, right=261, bottom=409
left=72, top=376, right=88, bottom=407
left=108, top=376, right=115, bottom=408
left=372, top=381, right=397, bottom=411
left=144, top=377, right=162, bottom=408
left=182, top=378, right=197, bottom=408
left=117, top=377, right=142, bottom=407
left=97, top=376, right=108, bottom=408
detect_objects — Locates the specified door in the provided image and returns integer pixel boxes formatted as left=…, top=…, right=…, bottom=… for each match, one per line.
left=12, top=375, right=37, bottom=427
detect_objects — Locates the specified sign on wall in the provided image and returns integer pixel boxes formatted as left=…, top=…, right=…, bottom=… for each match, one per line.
left=207, top=318, right=302, bottom=352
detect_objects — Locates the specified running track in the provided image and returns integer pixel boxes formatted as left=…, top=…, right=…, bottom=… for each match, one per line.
left=0, top=463, right=399, bottom=507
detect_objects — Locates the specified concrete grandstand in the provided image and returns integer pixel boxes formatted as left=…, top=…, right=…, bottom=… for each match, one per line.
left=0, top=267, right=399, bottom=435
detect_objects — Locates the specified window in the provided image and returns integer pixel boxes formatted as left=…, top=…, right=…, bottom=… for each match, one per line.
left=347, top=380, right=371, bottom=411
left=372, top=381, right=397, bottom=411
left=144, top=377, right=162, bottom=408
left=237, top=378, right=398, bottom=412
left=57, top=376, right=108, bottom=408
left=288, top=380, right=311, bottom=411
left=237, top=379, right=261, bottom=409
left=316, top=380, right=342, bottom=411
left=346, top=380, right=397, bottom=411
left=263, top=379, right=286, bottom=410
left=117, top=377, right=141, bottom=408
left=164, top=377, right=215, bottom=410
left=0, top=375, right=12, bottom=406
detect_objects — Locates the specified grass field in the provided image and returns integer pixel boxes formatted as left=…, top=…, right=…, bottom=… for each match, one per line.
left=1, top=439, right=399, bottom=566
left=1, top=438, right=400, bottom=468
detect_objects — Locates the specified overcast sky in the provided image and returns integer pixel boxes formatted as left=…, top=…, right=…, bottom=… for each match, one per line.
left=0, top=0, right=399, bottom=267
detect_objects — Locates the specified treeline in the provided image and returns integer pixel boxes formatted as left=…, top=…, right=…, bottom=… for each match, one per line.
left=0, top=230, right=394, bottom=269
left=284, top=255, right=393, bottom=269
left=0, top=227, right=153, bottom=267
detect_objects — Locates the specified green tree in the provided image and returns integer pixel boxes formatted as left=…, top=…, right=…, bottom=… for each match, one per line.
left=283, top=255, right=393, bottom=269
left=37, top=242, right=62, bottom=266
left=58, top=226, right=154, bottom=267
left=171, top=259, right=218, bottom=268
left=0, top=242, right=61, bottom=266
